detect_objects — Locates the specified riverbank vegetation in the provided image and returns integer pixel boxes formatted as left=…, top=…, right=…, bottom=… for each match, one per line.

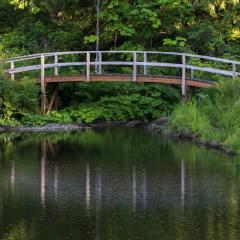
left=171, top=78, right=240, bottom=153
left=0, top=0, right=240, bottom=153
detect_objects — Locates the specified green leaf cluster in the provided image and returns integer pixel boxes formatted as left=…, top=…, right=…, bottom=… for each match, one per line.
left=22, top=92, right=177, bottom=125
left=0, top=76, right=39, bottom=122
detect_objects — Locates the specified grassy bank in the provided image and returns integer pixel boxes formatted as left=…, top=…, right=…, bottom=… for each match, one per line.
left=171, top=78, right=240, bottom=154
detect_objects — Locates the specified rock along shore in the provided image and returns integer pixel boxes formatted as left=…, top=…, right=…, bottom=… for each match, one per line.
left=0, top=123, right=90, bottom=133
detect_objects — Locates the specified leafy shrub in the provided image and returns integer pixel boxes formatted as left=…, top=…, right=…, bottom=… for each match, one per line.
left=21, top=93, right=175, bottom=125
left=64, top=94, right=173, bottom=123
left=21, top=114, right=50, bottom=126
left=58, top=82, right=180, bottom=108
left=22, top=112, right=73, bottom=126
left=0, top=117, right=19, bottom=127
left=15, top=77, right=39, bottom=112
left=0, top=76, right=39, bottom=121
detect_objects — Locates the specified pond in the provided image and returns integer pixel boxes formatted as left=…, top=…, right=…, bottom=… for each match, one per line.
left=0, top=128, right=240, bottom=240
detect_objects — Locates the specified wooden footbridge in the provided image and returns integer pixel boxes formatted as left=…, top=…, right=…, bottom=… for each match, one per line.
left=5, top=51, right=240, bottom=114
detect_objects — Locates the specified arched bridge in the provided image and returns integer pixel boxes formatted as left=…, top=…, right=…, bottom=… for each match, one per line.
left=4, top=51, right=240, bottom=114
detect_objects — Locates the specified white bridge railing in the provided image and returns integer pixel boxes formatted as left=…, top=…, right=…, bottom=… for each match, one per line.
left=4, top=51, right=240, bottom=99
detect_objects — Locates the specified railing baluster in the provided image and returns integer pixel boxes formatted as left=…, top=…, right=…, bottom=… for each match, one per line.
left=182, top=54, right=186, bottom=101
left=54, top=54, right=59, bottom=76
left=95, top=52, right=98, bottom=74
left=86, top=52, right=91, bottom=82
left=10, top=61, right=15, bottom=81
left=133, top=52, right=137, bottom=82
left=233, top=63, right=237, bottom=80
left=144, top=52, right=148, bottom=76
left=191, top=69, right=194, bottom=79
left=98, top=52, right=102, bottom=75
left=41, top=55, right=46, bottom=114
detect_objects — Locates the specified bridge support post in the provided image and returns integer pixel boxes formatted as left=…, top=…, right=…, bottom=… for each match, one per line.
left=181, top=54, right=187, bottom=103
left=41, top=54, right=47, bottom=114
left=46, top=84, right=59, bottom=115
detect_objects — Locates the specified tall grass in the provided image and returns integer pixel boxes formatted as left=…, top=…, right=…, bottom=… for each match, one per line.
left=171, top=101, right=213, bottom=140
left=171, top=77, right=240, bottom=153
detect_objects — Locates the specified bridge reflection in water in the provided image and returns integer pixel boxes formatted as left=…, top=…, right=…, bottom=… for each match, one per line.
left=4, top=129, right=240, bottom=240
left=9, top=140, right=186, bottom=215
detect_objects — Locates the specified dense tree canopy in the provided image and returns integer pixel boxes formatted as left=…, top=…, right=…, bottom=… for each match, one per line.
left=0, top=0, right=239, bottom=57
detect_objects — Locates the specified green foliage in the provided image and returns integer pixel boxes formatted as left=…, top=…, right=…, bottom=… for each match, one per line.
left=0, top=76, right=39, bottom=122
left=187, top=22, right=226, bottom=55
left=58, top=82, right=180, bottom=108
left=163, top=37, right=186, bottom=47
left=65, top=93, right=173, bottom=123
left=225, top=129, right=240, bottom=150
left=15, top=77, right=39, bottom=112
left=22, top=92, right=176, bottom=125
left=171, top=77, right=240, bottom=153
left=215, top=78, right=240, bottom=106
left=2, top=0, right=239, bottom=55
left=22, top=111, right=72, bottom=126
left=0, top=117, right=19, bottom=126
left=171, top=101, right=213, bottom=140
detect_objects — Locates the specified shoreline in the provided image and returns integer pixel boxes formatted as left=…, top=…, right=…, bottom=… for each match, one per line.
left=146, top=118, right=237, bottom=156
left=0, top=119, right=237, bottom=156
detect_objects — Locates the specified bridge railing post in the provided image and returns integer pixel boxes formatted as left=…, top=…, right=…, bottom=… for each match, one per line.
left=54, top=54, right=59, bottom=76
left=86, top=52, right=91, bottom=82
left=41, top=54, right=46, bottom=114
left=182, top=54, right=187, bottom=102
left=98, top=52, right=102, bottom=75
left=233, top=63, right=237, bottom=80
left=133, top=52, right=137, bottom=82
left=10, top=61, right=15, bottom=81
left=144, top=52, right=147, bottom=76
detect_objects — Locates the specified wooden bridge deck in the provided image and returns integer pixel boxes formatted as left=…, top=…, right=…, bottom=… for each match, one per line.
left=43, top=75, right=214, bottom=88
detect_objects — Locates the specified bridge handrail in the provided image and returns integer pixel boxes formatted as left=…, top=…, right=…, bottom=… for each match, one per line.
left=8, top=62, right=235, bottom=77
left=4, top=50, right=240, bottom=114
left=3, top=50, right=240, bottom=102
left=6, top=51, right=240, bottom=65
left=5, top=51, right=240, bottom=79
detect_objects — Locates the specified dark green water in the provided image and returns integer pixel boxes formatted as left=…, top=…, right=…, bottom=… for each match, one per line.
left=0, top=128, right=240, bottom=240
